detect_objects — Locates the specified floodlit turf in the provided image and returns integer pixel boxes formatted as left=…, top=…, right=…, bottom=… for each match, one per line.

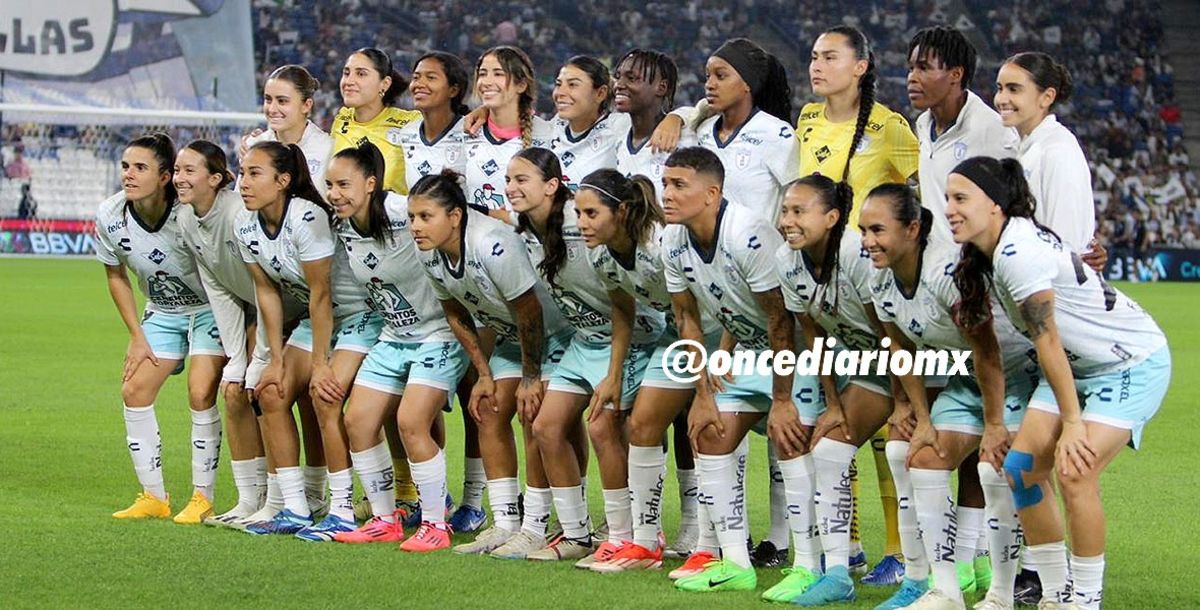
left=2, top=258, right=1198, bottom=608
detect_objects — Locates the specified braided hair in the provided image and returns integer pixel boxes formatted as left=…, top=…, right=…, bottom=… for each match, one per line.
left=477, top=46, right=537, bottom=147
left=824, top=26, right=876, bottom=182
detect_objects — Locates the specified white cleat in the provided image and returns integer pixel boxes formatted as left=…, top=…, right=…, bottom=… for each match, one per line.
left=905, top=589, right=967, bottom=610
left=665, top=526, right=698, bottom=558
left=1036, top=602, right=1081, bottom=610
left=453, top=526, right=515, bottom=555
left=203, top=504, right=258, bottom=529
left=230, top=504, right=282, bottom=532
left=489, top=530, right=546, bottom=560
left=973, top=592, right=1015, bottom=610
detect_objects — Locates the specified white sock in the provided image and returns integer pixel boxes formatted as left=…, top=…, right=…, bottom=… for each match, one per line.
left=955, top=506, right=984, bottom=565
left=735, top=437, right=750, bottom=538
left=410, top=450, right=448, bottom=523
left=488, top=477, right=521, bottom=533
left=1071, top=553, right=1105, bottom=610
left=254, top=456, right=267, bottom=489
left=1027, top=541, right=1071, bottom=603
left=350, top=442, right=395, bottom=519
left=911, top=468, right=962, bottom=603
left=303, top=465, right=328, bottom=508
left=812, top=438, right=857, bottom=569
left=977, top=529, right=989, bottom=558
left=462, top=457, right=486, bottom=510
left=779, top=453, right=821, bottom=571
left=551, top=484, right=590, bottom=540
left=698, top=449, right=751, bottom=569
left=123, top=404, right=165, bottom=498
left=277, top=466, right=310, bottom=515
left=603, top=487, right=633, bottom=543
left=189, top=405, right=221, bottom=500
left=327, top=468, right=355, bottom=519
left=231, top=459, right=263, bottom=511
left=676, top=467, right=699, bottom=533
left=887, top=441, right=928, bottom=581
left=629, top=445, right=667, bottom=549
left=265, top=472, right=284, bottom=511
left=766, top=444, right=790, bottom=549
left=696, top=500, right=719, bottom=554
left=979, top=461, right=1021, bottom=600
left=521, top=486, right=552, bottom=536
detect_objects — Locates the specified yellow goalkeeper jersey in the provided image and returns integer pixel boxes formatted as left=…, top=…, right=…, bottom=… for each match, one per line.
left=331, top=106, right=421, bottom=195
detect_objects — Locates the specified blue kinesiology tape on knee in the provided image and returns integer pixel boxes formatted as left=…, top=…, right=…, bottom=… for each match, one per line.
left=1003, top=450, right=1043, bottom=510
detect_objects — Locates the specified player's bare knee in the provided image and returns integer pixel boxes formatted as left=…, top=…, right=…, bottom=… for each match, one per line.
left=909, top=446, right=952, bottom=470
left=1054, top=467, right=1099, bottom=498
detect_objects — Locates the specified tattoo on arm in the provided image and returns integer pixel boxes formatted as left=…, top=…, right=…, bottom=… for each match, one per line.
left=1019, top=296, right=1054, bottom=340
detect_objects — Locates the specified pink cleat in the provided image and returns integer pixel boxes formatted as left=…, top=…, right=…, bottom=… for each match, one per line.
left=399, top=521, right=452, bottom=552
left=333, top=511, right=405, bottom=544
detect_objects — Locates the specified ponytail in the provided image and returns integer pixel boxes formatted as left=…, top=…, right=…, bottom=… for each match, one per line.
left=248, top=141, right=330, bottom=215
left=824, top=25, right=876, bottom=182
left=579, top=168, right=665, bottom=249
left=332, top=141, right=392, bottom=243
left=183, top=139, right=235, bottom=190
left=758, top=54, right=793, bottom=123
left=1006, top=52, right=1073, bottom=109
left=513, top=147, right=572, bottom=287
left=786, top=175, right=853, bottom=314
left=127, top=132, right=178, bottom=202
left=353, top=47, right=410, bottom=107
left=411, top=169, right=471, bottom=241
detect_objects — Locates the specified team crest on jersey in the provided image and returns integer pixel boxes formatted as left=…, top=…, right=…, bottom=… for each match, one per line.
left=725, top=263, right=740, bottom=283
left=735, top=151, right=751, bottom=170
left=561, top=151, right=576, bottom=167
left=482, top=159, right=500, bottom=176
left=473, top=271, right=493, bottom=295
left=567, top=243, right=580, bottom=261
left=147, top=248, right=166, bottom=265
left=953, top=142, right=968, bottom=160
left=363, top=252, right=380, bottom=270
left=387, top=128, right=404, bottom=146
left=308, top=159, right=321, bottom=177
left=418, top=160, right=433, bottom=176
left=814, top=145, right=832, bottom=164
left=446, top=148, right=461, bottom=164
left=473, top=184, right=505, bottom=209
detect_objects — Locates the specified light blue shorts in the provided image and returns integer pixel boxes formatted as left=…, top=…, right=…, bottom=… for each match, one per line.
left=142, top=308, right=224, bottom=361
left=716, top=363, right=825, bottom=427
left=546, top=336, right=656, bottom=408
left=642, top=327, right=726, bottom=390
left=931, top=365, right=1040, bottom=435
left=835, top=372, right=892, bottom=398
left=354, top=339, right=469, bottom=396
left=286, top=311, right=384, bottom=354
left=490, top=330, right=574, bottom=381
left=1028, top=346, right=1171, bottom=449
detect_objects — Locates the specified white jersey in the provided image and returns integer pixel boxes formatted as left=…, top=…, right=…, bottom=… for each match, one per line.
left=549, top=112, right=629, bottom=191
left=177, top=189, right=257, bottom=380
left=424, top=209, right=567, bottom=343
left=235, top=197, right=370, bottom=317
left=616, top=124, right=698, bottom=201
left=245, top=120, right=335, bottom=192
left=521, top=199, right=665, bottom=344
left=462, top=117, right=554, bottom=213
left=916, top=91, right=1018, bottom=245
left=1018, top=115, right=1095, bottom=252
left=696, top=109, right=800, bottom=223
left=871, top=240, right=1034, bottom=375
left=95, top=192, right=209, bottom=315
left=400, top=115, right=467, bottom=191
left=335, top=192, right=453, bottom=343
left=775, top=231, right=880, bottom=351
left=663, top=201, right=783, bottom=350
left=992, top=217, right=1166, bottom=376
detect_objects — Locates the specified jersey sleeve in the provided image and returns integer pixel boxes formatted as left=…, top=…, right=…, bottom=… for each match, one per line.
left=871, top=273, right=897, bottom=323
left=844, top=238, right=875, bottom=304
left=1037, top=144, right=1095, bottom=251
left=662, top=229, right=689, bottom=294
left=94, top=214, right=121, bottom=266
left=767, top=127, right=801, bottom=186
left=736, top=218, right=783, bottom=293
left=483, top=229, right=538, bottom=301
left=885, top=112, right=920, bottom=180
left=422, top=254, right=453, bottom=301
left=293, top=205, right=336, bottom=262
left=994, top=229, right=1058, bottom=302
left=197, top=261, right=249, bottom=383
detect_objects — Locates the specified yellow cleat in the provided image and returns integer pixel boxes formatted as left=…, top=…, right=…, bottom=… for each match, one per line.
left=113, top=491, right=171, bottom=519
left=173, top=491, right=214, bottom=524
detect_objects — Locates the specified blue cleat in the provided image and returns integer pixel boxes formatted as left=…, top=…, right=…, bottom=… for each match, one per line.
left=874, top=577, right=928, bottom=610
left=448, top=504, right=488, bottom=533
left=246, top=509, right=312, bottom=536
left=849, top=550, right=869, bottom=575
left=862, top=555, right=906, bottom=586
left=792, top=565, right=856, bottom=606
left=295, top=513, right=357, bottom=541
left=399, top=493, right=456, bottom=530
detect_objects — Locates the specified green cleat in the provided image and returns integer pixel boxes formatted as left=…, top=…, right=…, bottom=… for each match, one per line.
left=957, top=560, right=978, bottom=594
left=762, top=566, right=819, bottom=602
left=674, top=559, right=758, bottom=593
left=973, top=555, right=992, bottom=593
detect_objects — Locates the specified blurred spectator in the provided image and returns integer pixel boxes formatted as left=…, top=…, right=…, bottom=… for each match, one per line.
left=5, top=145, right=31, bottom=180
left=17, top=184, right=37, bottom=220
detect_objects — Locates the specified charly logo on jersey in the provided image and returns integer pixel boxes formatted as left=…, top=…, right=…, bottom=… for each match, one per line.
left=363, top=252, right=380, bottom=270
left=302, top=210, right=316, bottom=222
left=481, top=159, right=500, bottom=176
left=418, top=160, right=433, bottom=176
left=246, top=239, right=260, bottom=256
left=1001, top=243, right=1018, bottom=257
left=953, top=142, right=968, bottom=160
left=147, top=248, right=167, bottom=265
left=778, top=126, right=793, bottom=139
left=735, top=151, right=751, bottom=170
left=118, top=237, right=132, bottom=252
left=473, top=184, right=504, bottom=209
left=490, top=242, right=505, bottom=257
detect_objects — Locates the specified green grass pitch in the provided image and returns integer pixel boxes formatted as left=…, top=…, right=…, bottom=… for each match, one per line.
left=2, top=258, right=1198, bottom=608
